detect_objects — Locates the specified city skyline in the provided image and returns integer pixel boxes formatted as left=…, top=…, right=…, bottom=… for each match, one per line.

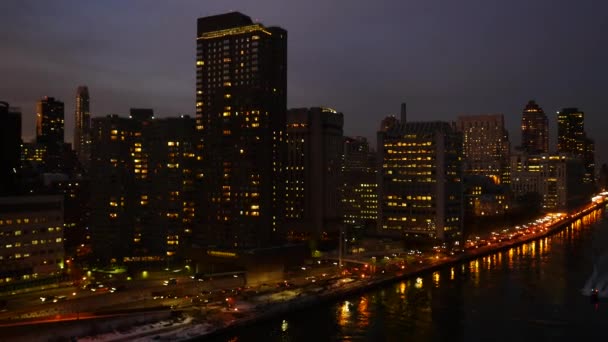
left=1, top=0, right=607, bottom=165
left=2, top=4, right=608, bottom=339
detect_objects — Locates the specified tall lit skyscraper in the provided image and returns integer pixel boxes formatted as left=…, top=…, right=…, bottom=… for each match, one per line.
left=0, top=101, right=22, bottom=194
left=195, top=12, right=287, bottom=250
left=378, top=120, right=463, bottom=244
left=557, top=107, right=594, bottom=184
left=285, top=107, right=344, bottom=239
left=521, top=100, right=548, bottom=154
left=456, top=114, right=510, bottom=184
left=74, top=86, right=91, bottom=171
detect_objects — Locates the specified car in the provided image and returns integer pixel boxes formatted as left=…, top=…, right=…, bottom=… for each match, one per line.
left=163, top=278, right=177, bottom=286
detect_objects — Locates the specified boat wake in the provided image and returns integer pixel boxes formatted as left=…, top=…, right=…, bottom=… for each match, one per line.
left=582, top=254, right=608, bottom=298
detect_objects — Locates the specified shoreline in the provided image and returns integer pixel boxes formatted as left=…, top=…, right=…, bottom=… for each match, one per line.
left=194, top=200, right=606, bottom=341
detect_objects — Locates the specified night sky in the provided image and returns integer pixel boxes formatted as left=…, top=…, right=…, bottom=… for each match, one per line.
left=1, top=0, right=607, bottom=164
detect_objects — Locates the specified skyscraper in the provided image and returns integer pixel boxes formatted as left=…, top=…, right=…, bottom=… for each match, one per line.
left=557, top=108, right=595, bottom=184
left=36, top=97, right=65, bottom=172
left=456, top=114, right=510, bottom=184
left=195, top=12, right=287, bottom=250
left=90, top=115, right=141, bottom=262
left=74, top=86, right=91, bottom=171
left=90, top=113, right=197, bottom=263
left=378, top=120, right=463, bottom=244
left=285, top=107, right=344, bottom=239
left=557, top=108, right=584, bottom=153
left=36, top=97, right=64, bottom=152
left=141, top=116, right=197, bottom=259
left=521, top=100, right=548, bottom=154
left=0, top=101, right=22, bottom=195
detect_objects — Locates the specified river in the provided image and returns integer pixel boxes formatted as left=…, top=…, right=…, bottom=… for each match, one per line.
left=206, top=208, right=607, bottom=341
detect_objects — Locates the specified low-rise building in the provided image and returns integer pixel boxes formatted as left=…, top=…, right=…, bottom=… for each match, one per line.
left=0, top=195, right=64, bottom=286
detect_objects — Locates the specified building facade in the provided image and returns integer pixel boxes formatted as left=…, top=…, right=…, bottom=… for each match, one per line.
left=456, top=114, right=510, bottom=184
left=341, top=137, right=378, bottom=232
left=90, top=115, right=141, bottom=262
left=510, top=153, right=586, bottom=211
left=195, top=12, right=287, bottom=250
left=36, top=97, right=65, bottom=172
left=285, top=107, right=344, bottom=239
left=141, top=116, right=197, bottom=259
left=557, top=107, right=595, bottom=185
left=74, top=86, right=91, bottom=171
left=0, top=195, right=64, bottom=286
left=0, top=102, right=22, bottom=195
left=521, top=100, right=549, bottom=154
left=377, top=120, right=463, bottom=244
left=90, top=113, right=197, bottom=263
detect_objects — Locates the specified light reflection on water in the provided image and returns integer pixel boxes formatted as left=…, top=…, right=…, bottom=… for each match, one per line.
left=210, top=208, right=606, bottom=342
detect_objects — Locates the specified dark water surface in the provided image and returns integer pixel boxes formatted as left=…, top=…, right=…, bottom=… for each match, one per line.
left=208, top=209, right=608, bottom=341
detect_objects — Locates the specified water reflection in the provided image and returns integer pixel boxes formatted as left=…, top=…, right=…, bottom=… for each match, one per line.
left=433, top=272, right=440, bottom=287
left=338, top=300, right=351, bottom=327
left=217, top=208, right=606, bottom=342
left=356, top=297, right=369, bottom=329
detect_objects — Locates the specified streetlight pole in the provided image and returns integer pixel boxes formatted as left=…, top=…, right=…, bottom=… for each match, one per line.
left=338, top=225, right=343, bottom=268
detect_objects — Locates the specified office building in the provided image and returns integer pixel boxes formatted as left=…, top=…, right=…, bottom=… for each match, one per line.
left=341, top=137, right=378, bottom=232
left=510, top=153, right=586, bottom=211
left=456, top=114, right=510, bottom=184
left=36, top=97, right=65, bottom=172
left=195, top=12, right=287, bottom=250
left=521, top=100, right=548, bottom=154
left=378, top=119, right=463, bottom=244
left=36, top=97, right=65, bottom=154
left=557, top=108, right=595, bottom=185
left=463, top=175, right=510, bottom=218
left=285, top=107, right=343, bottom=239
left=74, top=86, right=91, bottom=171
left=0, top=195, right=64, bottom=286
left=21, top=142, right=46, bottom=165
left=1, top=102, right=22, bottom=195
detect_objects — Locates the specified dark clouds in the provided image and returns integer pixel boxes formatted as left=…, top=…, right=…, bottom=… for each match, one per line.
left=1, top=0, right=607, bottom=163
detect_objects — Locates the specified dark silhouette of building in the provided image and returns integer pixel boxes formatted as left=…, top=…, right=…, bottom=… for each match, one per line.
left=400, top=103, right=407, bottom=123
left=377, top=119, right=463, bottom=244
left=557, top=108, right=595, bottom=185
left=74, top=86, right=91, bottom=171
left=141, top=116, right=197, bottom=260
left=521, top=100, right=548, bottom=154
left=36, top=97, right=65, bottom=172
left=285, top=107, right=344, bottom=240
left=89, top=114, right=196, bottom=264
left=599, top=164, right=608, bottom=191
left=90, top=115, right=141, bottom=262
left=195, top=12, right=287, bottom=250
left=130, top=108, right=154, bottom=121
left=0, top=102, right=22, bottom=195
